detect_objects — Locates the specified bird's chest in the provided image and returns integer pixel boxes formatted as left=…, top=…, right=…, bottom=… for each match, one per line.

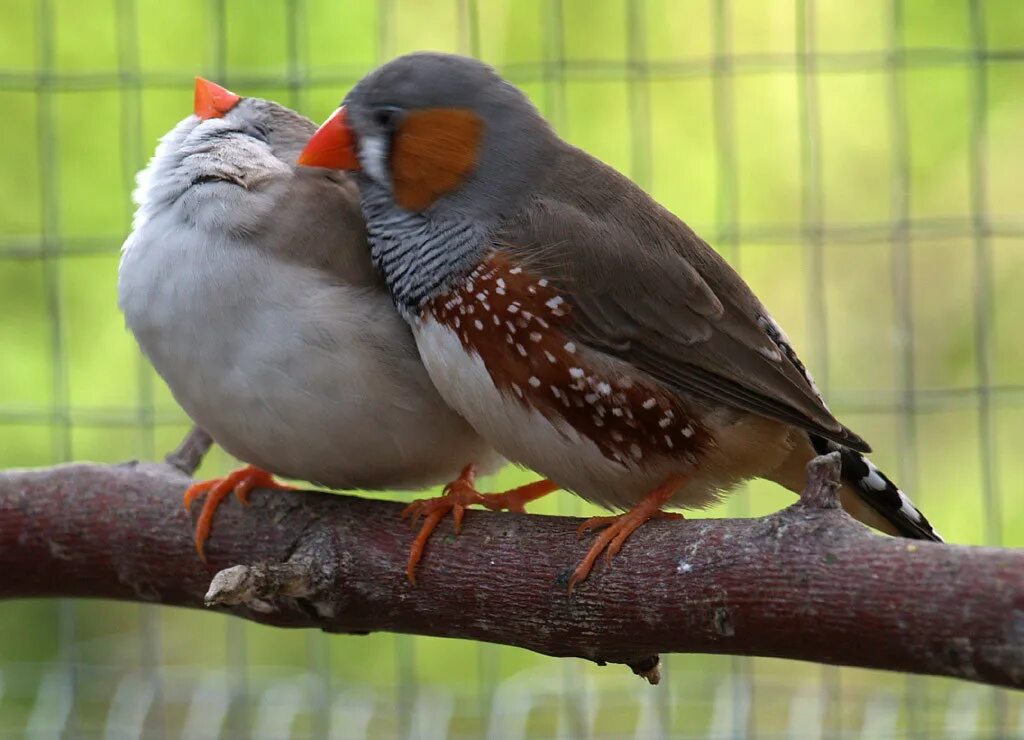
left=412, top=255, right=711, bottom=477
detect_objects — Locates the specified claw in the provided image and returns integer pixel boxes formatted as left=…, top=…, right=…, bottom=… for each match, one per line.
left=404, top=470, right=558, bottom=584
left=183, top=465, right=293, bottom=561
left=568, top=476, right=686, bottom=594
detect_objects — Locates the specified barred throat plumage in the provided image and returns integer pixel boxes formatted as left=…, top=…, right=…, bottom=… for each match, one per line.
left=360, top=183, right=490, bottom=319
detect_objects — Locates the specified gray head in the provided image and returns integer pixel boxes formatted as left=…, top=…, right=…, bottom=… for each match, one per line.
left=132, top=80, right=317, bottom=235
left=307, top=52, right=558, bottom=221
left=129, top=79, right=371, bottom=280
left=299, top=53, right=559, bottom=313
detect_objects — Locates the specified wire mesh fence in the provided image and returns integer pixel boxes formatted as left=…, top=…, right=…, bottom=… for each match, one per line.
left=1, top=0, right=1023, bottom=737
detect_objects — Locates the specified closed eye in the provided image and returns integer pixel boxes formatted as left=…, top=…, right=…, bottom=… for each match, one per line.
left=243, top=123, right=270, bottom=144
left=190, top=173, right=245, bottom=188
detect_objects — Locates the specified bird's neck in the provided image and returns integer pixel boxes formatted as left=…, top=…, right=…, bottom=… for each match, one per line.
left=360, top=184, right=491, bottom=321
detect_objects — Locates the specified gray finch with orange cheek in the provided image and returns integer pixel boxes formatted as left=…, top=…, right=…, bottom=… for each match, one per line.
left=299, top=53, right=942, bottom=589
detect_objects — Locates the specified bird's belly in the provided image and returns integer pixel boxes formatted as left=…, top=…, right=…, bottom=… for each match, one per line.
left=119, top=243, right=494, bottom=489
left=413, top=317, right=691, bottom=510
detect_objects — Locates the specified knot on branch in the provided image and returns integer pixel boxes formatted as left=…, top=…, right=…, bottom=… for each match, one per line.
left=206, top=559, right=317, bottom=613
left=628, top=654, right=662, bottom=685
left=799, top=452, right=842, bottom=510
left=164, top=427, right=214, bottom=477
left=206, top=526, right=344, bottom=619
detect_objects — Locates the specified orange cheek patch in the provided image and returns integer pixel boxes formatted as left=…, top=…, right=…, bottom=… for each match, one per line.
left=391, top=108, right=484, bottom=212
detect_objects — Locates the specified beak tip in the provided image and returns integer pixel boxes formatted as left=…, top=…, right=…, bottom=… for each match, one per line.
left=194, top=77, right=241, bottom=120
left=298, top=107, right=361, bottom=171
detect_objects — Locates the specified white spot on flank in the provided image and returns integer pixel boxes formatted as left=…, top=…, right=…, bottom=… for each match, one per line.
left=511, top=383, right=523, bottom=397
left=596, top=382, right=611, bottom=396
left=465, top=280, right=474, bottom=292
left=476, top=292, right=487, bottom=302
left=516, top=343, right=527, bottom=356
left=681, top=426, right=694, bottom=438
left=545, top=296, right=564, bottom=310
left=642, top=398, right=657, bottom=410
left=544, top=350, right=557, bottom=364
left=563, top=342, right=576, bottom=354
left=538, top=279, right=549, bottom=287
left=493, top=315, right=501, bottom=326
left=496, top=278, right=506, bottom=290
left=454, top=317, right=461, bottom=328
left=569, top=368, right=585, bottom=379
left=505, top=334, right=514, bottom=344
left=630, top=444, right=643, bottom=460
left=528, top=376, right=541, bottom=388
left=529, top=332, right=542, bottom=342
left=551, top=387, right=562, bottom=398
left=664, top=435, right=674, bottom=448
left=473, top=319, right=483, bottom=330
left=509, top=267, right=522, bottom=275
left=612, top=407, right=624, bottom=417
left=658, top=417, right=672, bottom=428
left=508, top=303, right=520, bottom=314
left=585, top=393, right=598, bottom=404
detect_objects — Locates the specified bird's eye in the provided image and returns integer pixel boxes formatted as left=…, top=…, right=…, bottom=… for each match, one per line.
left=245, top=123, right=270, bottom=144
left=373, top=106, right=403, bottom=133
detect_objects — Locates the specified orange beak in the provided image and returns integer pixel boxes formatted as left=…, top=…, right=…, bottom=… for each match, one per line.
left=194, top=77, right=241, bottom=120
left=298, top=107, right=361, bottom=170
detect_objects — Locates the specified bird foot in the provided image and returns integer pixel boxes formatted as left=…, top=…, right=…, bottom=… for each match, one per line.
left=568, top=475, right=686, bottom=593
left=401, top=464, right=557, bottom=584
left=183, top=465, right=294, bottom=561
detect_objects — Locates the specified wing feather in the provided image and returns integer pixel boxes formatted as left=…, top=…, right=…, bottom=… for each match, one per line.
left=496, top=145, right=869, bottom=453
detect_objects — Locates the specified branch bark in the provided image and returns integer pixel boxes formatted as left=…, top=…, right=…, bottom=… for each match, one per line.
left=1, top=443, right=1022, bottom=689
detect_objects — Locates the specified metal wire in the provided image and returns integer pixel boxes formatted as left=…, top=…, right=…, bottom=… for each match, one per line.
left=3, top=0, right=1023, bottom=736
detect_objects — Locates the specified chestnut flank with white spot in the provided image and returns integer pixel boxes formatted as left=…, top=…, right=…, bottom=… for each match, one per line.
left=425, top=253, right=710, bottom=466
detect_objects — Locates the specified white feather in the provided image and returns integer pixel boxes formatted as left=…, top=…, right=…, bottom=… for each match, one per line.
left=119, top=116, right=502, bottom=490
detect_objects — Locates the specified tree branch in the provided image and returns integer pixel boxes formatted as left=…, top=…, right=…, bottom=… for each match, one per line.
left=1, top=443, right=1022, bottom=689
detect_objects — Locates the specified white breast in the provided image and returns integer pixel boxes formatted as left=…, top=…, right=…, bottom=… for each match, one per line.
left=118, top=215, right=500, bottom=490
left=413, top=316, right=683, bottom=510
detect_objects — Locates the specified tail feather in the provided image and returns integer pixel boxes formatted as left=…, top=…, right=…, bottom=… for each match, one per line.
left=810, top=434, right=943, bottom=542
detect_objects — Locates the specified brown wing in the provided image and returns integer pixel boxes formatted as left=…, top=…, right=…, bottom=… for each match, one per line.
left=496, top=145, right=869, bottom=453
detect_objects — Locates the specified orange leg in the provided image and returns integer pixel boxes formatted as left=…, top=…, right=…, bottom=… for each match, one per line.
left=402, top=464, right=558, bottom=584
left=568, top=475, right=687, bottom=593
left=183, top=465, right=294, bottom=561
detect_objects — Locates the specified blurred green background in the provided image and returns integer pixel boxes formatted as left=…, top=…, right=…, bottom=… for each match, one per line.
left=1, top=0, right=1023, bottom=736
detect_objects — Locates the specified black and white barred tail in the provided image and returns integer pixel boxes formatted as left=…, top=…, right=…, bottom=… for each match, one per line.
left=810, top=435, right=943, bottom=542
